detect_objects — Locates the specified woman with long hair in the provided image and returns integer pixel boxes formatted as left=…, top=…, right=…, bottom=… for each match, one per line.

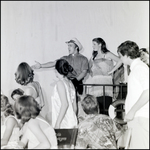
left=51, top=59, right=78, bottom=129
left=15, top=62, right=46, bottom=118
left=1, top=94, right=19, bottom=148
left=85, top=37, right=122, bottom=116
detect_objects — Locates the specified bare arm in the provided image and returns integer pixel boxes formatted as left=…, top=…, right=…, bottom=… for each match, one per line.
left=31, top=60, right=57, bottom=69
left=72, top=92, right=77, bottom=115
left=108, top=59, right=123, bottom=75
left=89, top=56, right=94, bottom=69
left=76, top=70, right=88, bottom=81
left=36, top=82, right=45, bottom=108
left=125, top=89, right=149, bottom=121
left=20, top=119, right=51, bottom=149
left=107, top=52, right=123, bottom=74
left=1, top=117, right=17, bottom=146
left=55, top=81, right=69, bottom=128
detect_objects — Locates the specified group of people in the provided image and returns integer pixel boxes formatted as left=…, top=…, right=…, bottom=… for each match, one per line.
left=1, top=37, right=149, bottom=149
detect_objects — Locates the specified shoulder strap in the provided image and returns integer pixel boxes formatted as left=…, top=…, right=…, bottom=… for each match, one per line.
left=36, top=117, right=50, bottom=127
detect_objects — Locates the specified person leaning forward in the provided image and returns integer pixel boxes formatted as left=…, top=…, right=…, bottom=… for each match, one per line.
left=31, top=38, right=89, bottom=95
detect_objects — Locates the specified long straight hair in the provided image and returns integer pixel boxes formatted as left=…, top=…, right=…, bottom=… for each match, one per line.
left=92, top=37, right=109, bottom=60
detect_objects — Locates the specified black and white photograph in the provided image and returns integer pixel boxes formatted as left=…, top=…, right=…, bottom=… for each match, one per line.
left=1, top=1, right=149, bottom=149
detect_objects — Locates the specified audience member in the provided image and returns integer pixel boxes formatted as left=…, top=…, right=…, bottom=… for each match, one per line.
left=117, top=41, right=149, bottom=149
left=51, top=59, right=78, bottom=129
left=14, top=95, right=58, bottom=149
left=15, top=62, right=46, bottom=118
left=11, top=88, right=24, bottom=101
left=75, top=94, right=122, bottom=149
left=31, top=38, right=89, bottom=95
left=1, top=94, right=20, bottom=148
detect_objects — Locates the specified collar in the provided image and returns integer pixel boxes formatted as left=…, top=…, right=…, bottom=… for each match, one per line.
left=71, top=52, right=79, bottom=57
left=130, top=58, right=141, bottom=71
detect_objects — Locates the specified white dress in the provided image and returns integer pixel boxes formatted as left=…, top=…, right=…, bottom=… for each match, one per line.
left=25, top=81, right=46, bottom=118
left=51, top=78, right=77, bottom=129
left=1, top=115, right=20, bottom=149
left=24, top=117, right=58, bottom=149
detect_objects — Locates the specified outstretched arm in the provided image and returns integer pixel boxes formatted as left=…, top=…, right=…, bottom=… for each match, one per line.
left=55, top=81, right=69, bottom=128
left=31, top=60, right=57, bottom=69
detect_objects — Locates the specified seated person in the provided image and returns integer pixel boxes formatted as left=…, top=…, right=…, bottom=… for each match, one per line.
left=11, top=88, right=24, bottom=101
left=1, top=94, right=20, bottom=149
left=75, top=94, right=123, bottom=149
left=14, top=95, right=58, bottom=149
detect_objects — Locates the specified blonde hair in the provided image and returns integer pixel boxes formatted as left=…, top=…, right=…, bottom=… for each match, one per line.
left=81, top=94, right=99, bottom=114
left=1, top=94, right=14, bottom=117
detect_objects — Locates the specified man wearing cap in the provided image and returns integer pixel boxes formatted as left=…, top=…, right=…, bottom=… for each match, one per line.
left=32, top=38, right=89, bottom=95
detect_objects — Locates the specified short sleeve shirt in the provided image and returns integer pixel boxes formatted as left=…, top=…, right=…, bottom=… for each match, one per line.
left=61, top=53, right=89, bottom=78
left=125, top=58, right=149, bottom=118
left=75, top=114, right=119, bottom=149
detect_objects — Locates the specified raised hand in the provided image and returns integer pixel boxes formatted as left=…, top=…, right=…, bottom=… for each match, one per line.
left=31, top=61, right=41, bottom=69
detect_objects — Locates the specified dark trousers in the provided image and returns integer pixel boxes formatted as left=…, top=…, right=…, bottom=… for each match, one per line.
left=71, top=79, right=83, bottom=95
left=96, top=96, right=112, bottom=116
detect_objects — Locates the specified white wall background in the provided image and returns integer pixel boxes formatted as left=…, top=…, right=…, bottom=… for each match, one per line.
left=1, top=1, right=149, bottom=115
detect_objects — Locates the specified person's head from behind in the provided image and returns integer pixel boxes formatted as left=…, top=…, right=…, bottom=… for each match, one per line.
left=11, top=88, right=24, bottom=101
left=55, top=59, right=73, bottom=78
left=1, top=94, right=14, bottom=117
left=81, top=94, right=99, bottom=114
left=14, top=95, right=41, bottom=124
left=117, top=40, right=140, bottom=65
left=15, top=62, right=34, bottom=86
left=92, top=37, right=109, bottom=60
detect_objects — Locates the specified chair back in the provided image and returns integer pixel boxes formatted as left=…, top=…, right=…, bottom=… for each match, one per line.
left=55, top=128, right=78, bottom=149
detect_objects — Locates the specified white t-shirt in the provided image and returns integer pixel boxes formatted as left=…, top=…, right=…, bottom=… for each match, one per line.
left=125, top=58, right=149, bottom=118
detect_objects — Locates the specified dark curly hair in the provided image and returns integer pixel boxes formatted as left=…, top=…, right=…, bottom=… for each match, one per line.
left=1, top=94, right=15, bottom=117
left=14, top=95, right=41, bottom=124
left=15, top=62, right=34, bottom=85
left=11, top=88, right=24, bottom=100
left=117, top=40, right=140, bottom=59
left=55, top=59, right=73, bottom=76
left=140, top=48, right=149, bottom=54
left=92, top=37, right=110, bottom=60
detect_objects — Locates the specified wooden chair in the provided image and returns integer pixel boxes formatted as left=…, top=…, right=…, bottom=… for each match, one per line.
left=54, top=128, right=78, bottom=149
